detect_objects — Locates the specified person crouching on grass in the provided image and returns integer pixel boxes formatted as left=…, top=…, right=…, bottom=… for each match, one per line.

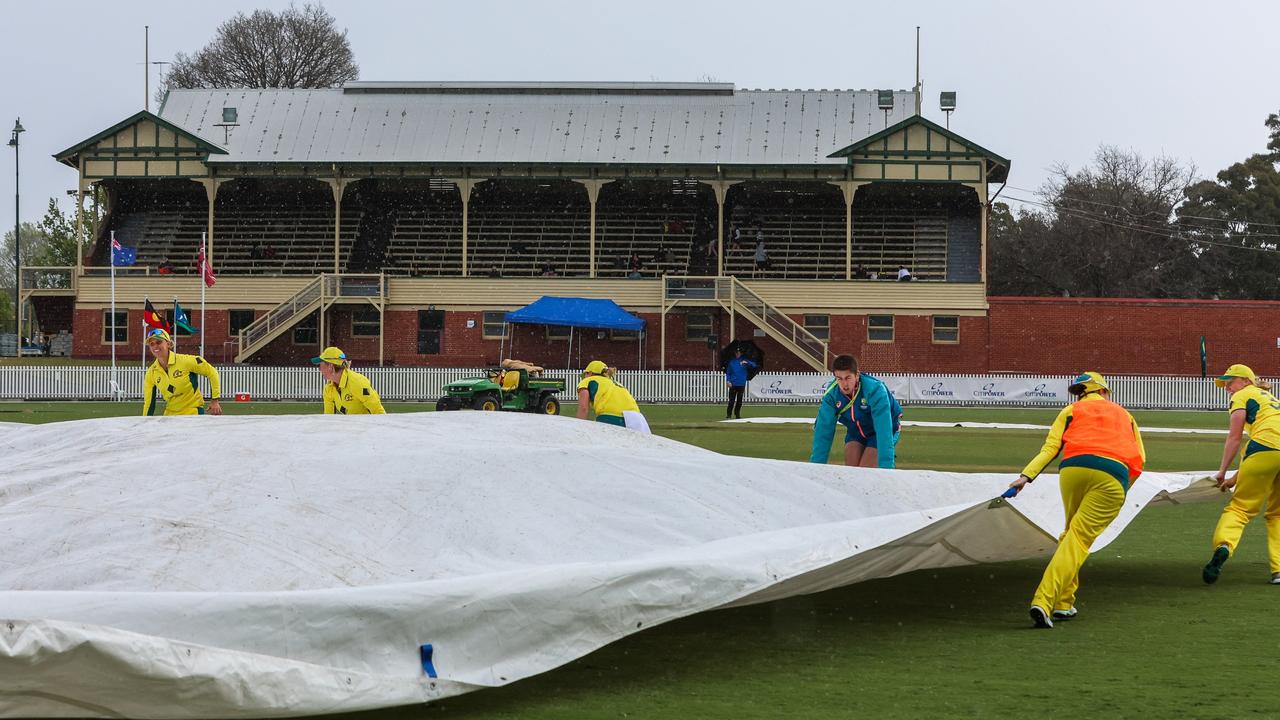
left=141, top=328, right=222, bottom=416
left=808, top=354, right=901, bottom=468
left=1007, top=372, right=1145, bottom=628
left=576, top=360, right=650, bottom=433
left=1202, top=364, right=1280, bottom=586
left=311, top=346, right=386, bottom=415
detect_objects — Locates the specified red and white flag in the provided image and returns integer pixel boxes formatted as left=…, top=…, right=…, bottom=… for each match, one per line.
left=197, top=246, right=217, bottom=288
left=111, top=236, right=122, bottom=251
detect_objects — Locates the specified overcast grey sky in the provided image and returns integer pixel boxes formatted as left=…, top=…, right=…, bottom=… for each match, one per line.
left=2, top=0, right=1277, bottom=228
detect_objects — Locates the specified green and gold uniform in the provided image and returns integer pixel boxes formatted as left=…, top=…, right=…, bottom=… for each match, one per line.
left=323, top=368, right=386, bottom=415
left=1212, top=384, right=1280, bottom=572
left=576, top=375, right=639, bottom=427
left=142, top=352, right=221, bottom=416
left=1021, top=393, right=1146, bottom=614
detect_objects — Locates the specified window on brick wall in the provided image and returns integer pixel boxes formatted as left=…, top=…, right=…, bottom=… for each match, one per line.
left=803, top=314, right=830, bottom=341
left=611, top=329, right=639, bottom=341
left=546, top=325, right=571, bottom=341
left=352, top=308, right=381, bottom=337
left=102, top=310, right=128, bottom=344
left=685, top=312, right=714, bottom=342
left=293, top=313, right=318, bottom=345
left=228, top=309, right=255, bottom=337
left=932, top=315, right=960, bottom=344
left=482, top=311, right=508, bottom=339
left=868, top=314, right=894, bottom=343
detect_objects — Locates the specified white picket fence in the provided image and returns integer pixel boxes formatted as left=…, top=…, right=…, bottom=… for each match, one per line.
left=0, top=366, right=1241, bottom=410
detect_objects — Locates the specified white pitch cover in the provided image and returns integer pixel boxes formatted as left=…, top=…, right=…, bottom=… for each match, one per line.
left=0, top=414, right=1219, bottom=717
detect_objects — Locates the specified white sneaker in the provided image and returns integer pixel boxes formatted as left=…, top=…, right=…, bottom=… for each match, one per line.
left=1051, top=607, right=1078, bottom=621
left=1029, top=605, right=1053, bottom=629
left=1270, top=573, right=1280, bottom=585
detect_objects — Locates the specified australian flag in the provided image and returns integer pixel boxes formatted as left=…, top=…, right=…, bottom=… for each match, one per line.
left=110, top=237, right=136, bottom=267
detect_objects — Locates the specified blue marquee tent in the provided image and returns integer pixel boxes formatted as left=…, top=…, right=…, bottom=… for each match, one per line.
left=502, top=296, right=645, bottom=369
left=504, top=297, right=645, bottom=331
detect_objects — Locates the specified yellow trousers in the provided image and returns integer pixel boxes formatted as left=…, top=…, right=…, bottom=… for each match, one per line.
left=1211, top=449, right=1280, bottom=573
left=1031, top=467, right=1125, bottom=612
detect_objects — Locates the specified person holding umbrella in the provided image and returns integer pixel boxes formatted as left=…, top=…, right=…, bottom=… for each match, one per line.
left=1006, top=372, right=1146, bottom=628
left=724, top=347, right=758, bottom=419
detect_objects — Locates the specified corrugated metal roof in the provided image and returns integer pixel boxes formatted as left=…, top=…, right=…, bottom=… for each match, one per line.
left=158, top=83, right=916, bottom=166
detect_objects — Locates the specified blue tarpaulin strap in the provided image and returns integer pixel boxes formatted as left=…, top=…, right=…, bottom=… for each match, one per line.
left=419, top=644, right=438, bottom=678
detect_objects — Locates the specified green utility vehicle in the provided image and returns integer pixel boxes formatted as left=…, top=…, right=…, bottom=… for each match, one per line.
left=436, top=367, right=565, bottom=414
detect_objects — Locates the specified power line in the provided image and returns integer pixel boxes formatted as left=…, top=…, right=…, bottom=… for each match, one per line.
left=1005, top=183, right=1280, bottom=231
left=1001, top=190, right=1280, bottom=241
left=1001, top=194, right=1280, bottom=254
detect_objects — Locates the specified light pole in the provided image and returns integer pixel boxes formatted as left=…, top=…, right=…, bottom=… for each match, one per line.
left=7, top=118, right=22, bottom=348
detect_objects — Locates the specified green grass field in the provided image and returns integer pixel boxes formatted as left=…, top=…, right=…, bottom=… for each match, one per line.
left=3, top=401, right=1270, bottom=719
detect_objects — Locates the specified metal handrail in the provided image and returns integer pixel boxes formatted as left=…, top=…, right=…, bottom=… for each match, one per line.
left=19, top=266, right=76, bottom=291
left=665, top=275, right=829, bottom=369
left=236, top=273, right=387, bottom=359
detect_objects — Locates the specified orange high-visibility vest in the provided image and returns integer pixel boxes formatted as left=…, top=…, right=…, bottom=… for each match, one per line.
left=1062, top=397, right=1144, bottom=480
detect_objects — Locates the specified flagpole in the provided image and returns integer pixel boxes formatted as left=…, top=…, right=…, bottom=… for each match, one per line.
left=142, top=295, right=149, bottom=371
left=110, top=231, right=118, bottom=401
left=200, top=232, right=207, bottom=357
left=172, top=297, right=178, bottom=353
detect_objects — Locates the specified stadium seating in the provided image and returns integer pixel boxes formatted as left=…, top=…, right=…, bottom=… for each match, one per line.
left=719, top=208, right=950, bottom=281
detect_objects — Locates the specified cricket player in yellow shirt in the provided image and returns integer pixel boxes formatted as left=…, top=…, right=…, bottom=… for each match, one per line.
left=141, top=328, right=222, bottom=416
left=1006, top=372, right=1145, bottom=628
left=1203, top=364, right=1280, bottom=586
left=576, top=360, right=650, bottom=433
left=312, top=346, right=386, bottom=415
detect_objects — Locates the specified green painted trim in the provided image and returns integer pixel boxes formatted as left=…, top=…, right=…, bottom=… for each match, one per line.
left=845, top=150, right=986, bottom=159
left=53, top=110, right=226, bottom=166
left=827, top=115, right=1009, bottom=170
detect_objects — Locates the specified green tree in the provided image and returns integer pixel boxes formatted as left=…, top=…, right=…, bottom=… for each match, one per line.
left=989, top=147, right=1199, bottom=297
left=1177, top=111, right=1280, bottom=300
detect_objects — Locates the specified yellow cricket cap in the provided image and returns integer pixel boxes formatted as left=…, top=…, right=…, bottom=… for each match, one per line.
left=311, top=346, right=348, bottom=365
left=1215, top=364, right=1257, bottom=388
left=1068, top=371, right=1109, bottom=396
left=145, top=328, right=172, bottom=344
left=583, top=360, right=608, bottom=375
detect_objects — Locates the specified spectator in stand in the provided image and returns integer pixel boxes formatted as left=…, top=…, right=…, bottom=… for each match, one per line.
left=250, top=243, right=264, bottom=260
left=488, top=265, right=502, bottom=278
left=729, top=223, right=742, bottom=251
left=753, top=227, right=769, bottom=272
left=725, top=348, right=757, bottom=420
left=157, top=258, right=175, bottom=275
left=541, top=262, right=558, bottom=277
left=897, top=265, right=913, bottom=282
left=263, top=244, right=277, bottom=260
left=853, top=264, right=869, bottom=280
left=628, top=253, right=644, bottom=279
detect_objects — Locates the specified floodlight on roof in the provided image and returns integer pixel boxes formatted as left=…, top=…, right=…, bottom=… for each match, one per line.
left=876, top=90, right=894, bottom=110
left=939, top=91, right=956, bottom=128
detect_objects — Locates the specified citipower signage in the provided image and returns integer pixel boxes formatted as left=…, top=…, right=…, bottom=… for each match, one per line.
left=749, top=374, right=1070, bottom=404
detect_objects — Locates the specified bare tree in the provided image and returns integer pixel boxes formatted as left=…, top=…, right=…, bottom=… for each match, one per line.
left=161, top=4, right=358, bottom=95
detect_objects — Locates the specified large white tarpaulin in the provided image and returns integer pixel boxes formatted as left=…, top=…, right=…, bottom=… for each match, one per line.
left=0, top=414, right=1218, bottom=718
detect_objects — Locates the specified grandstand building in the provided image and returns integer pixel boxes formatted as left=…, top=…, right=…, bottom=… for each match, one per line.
left=36, top=81, right=1011, bottom=371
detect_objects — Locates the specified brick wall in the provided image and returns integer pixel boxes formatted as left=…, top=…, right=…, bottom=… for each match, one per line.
left=68, top=297, right=1279, bottom=376
left=988, top=297, right=1280, bottom=376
